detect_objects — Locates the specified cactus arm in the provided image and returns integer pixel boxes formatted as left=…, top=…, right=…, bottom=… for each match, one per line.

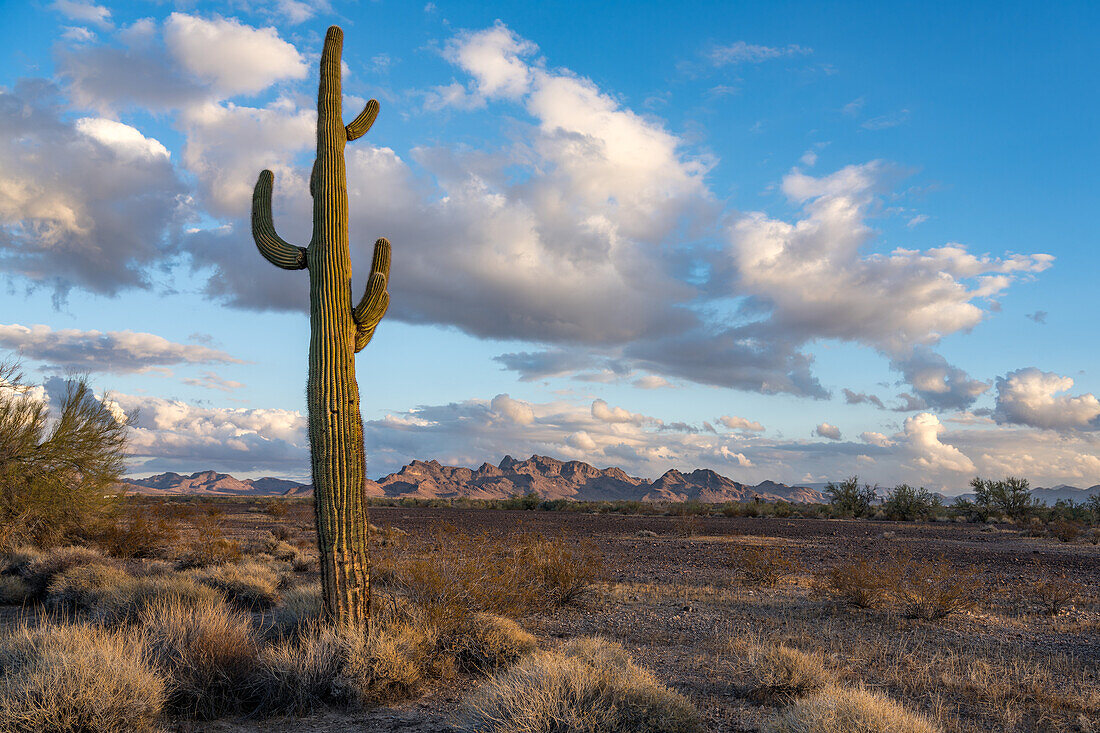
left=345, top=99, right=380, bottom=142
left=352, top=237, right=391, bottom=352
left=252, top=170, right=308, bottom=270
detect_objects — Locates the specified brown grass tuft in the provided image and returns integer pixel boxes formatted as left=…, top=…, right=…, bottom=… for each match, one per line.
left=731, top=544, right=803, bottom=587
left=91, top=574, right=223, bottom=626
left=765, top=685, right=942, bottom=733
left=46, top=562, right=130, bottom=611
left=451, top=613, right=537, bottom=675
left=188, top=559, right=282, bottom=610
left=814, top=557, right=894, bottom=609
left=894, top=555, right=977, bottom=620
left=0, top=576, right=31, bottom=606
left=0, top=621, right=166, bottom=732
left=462, top=636, right=700, bottom=733
left=141, top=595, right=259, bottom=719
left=739, top=642, right=833, bottom=703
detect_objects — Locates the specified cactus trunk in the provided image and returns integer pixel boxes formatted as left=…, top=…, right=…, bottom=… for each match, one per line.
left=251, top=25, right=390, bottom=630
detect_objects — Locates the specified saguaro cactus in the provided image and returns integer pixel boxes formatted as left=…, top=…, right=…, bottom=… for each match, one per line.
left=251, top=25, right=389, bottom=629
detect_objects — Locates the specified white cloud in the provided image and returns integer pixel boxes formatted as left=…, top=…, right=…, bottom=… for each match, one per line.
left=816, top=422, right=841, bottom=440
left=903, top=412, right=975, bottom=474
left=490, top=393, right=535, bottom=425
left=860, top=431, right=893, bottom=448
left=180, top=370, right=244, bottom=392
left=0, top=323, right=242, bottom=373
left=52, top=0, right=111, bottom=29
left=719, top=415, right=765, bottom=432
left=75, top=118, right=170, bottom=160
left=0, top=82, right=183, bottom=297
left=994, top=368, right=1100, bottom=431
left=592, top=399, right=647, bottom=425
left=443, top=22, right=537, bottom=99
left=707, top=41, right=811, bottom=66
left=163, top=13, right=307, bottom=96
left=890, top=347, right=989, bottom=411
left=727, top=161, right=1052, bottom=362
left=633, top=375, right=672, bottom=389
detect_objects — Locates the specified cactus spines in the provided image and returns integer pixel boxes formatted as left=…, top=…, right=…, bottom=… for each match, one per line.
left=251, top=25, right=389, bottom=630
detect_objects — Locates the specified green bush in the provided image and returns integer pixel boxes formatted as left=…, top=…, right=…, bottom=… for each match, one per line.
left=825, top=477, right=877, bottom=518
left=882, top=485, right=941, bottom=521
left=0, top=362, right=129, bottom=546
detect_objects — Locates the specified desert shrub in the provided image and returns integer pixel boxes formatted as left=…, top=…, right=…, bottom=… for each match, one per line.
left=142, top=596, right=259, bottom=719
left=0, top=364, right=129, bottom=546
left=0, top=620, right=165, bottom=732
left=252, top=618, right=441, bottom=714
left=462, top=636, right=699, bottom=733
left=673, top=514, right=703, bottom=537
left=451, top=613, right=537, bottom=675
left=814, top=557, right=894, bottom=609
left=882, top=485, right=941, bottom=521
left=731, top=544, right=803, bottom=587
left=47, top=563, right=131, bottom=611
left=1049, top=520, right=1083, bottom=543
left=189, top=559, right=282, bottom=610
left=251, top=623, right=353, bottom=714
left=825, top=477, right=877, bottom=518
left=765, top=685, right=942, bottom=733
left=270, top=582, right=322, bottom=638
left=739, top=643, right=832, bottom=703
left=394, top=531, right=601, bottom=628
left=894, top=555, right=976, bottom=620
left=970, top=476, right=1038, bottom=521
left=95, top=503, right=178, bottom=559
left=1028, top=567, right=1082, bottom=615
left=344, top=621, right=442, bottom=705
left=0, top=545, right=43, bottom=576
left=636, top=529, right=658, bottom=538
left=21, top=545, right=108, bottom=598
left=179, top=507, right=241, bottom=567
left=0, top=576, right=31, bottom=605
left=261, top=499, right=289, bottom=518
left=91, top=574, right=223, bottom=626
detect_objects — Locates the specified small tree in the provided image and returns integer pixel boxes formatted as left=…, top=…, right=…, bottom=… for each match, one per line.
left=0, top=361, right=128, bottom=545
left=970, top=476, right=1038, bottom=521
left=824, top=476, right=877, bottom=518
left=882, top=484, right=941, bottom=521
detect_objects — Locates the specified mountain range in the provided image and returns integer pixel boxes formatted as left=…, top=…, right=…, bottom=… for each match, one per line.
left=121, top=454, right=826, bottom=503
left=121, top=456, right=1100, bottom=506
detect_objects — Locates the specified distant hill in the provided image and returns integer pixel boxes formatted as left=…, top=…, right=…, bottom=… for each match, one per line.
left=121, top=455, right=828, bottom=503
left=950, top=484, right=1100, bottom=507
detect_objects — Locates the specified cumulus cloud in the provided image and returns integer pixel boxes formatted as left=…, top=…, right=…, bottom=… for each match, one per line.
left=719, top=415, right=765, bottom=432
left=0, top=323, right=242, bottom=373
left=117, top=393, right=309, bottom=473
left=163, top=14, right=307, bottom=96
left=994, top=368, right=1100, bottom=431
left=902, top=412, right=975, bottom=474
left=0, top=81, right=184, bottom=299
left=815, top=422, right=841, bottom=440
left=890, top=347, right=989, bottom=411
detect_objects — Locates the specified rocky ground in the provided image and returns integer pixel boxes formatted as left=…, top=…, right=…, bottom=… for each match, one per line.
left=178, top=503, right=1100, bottom=733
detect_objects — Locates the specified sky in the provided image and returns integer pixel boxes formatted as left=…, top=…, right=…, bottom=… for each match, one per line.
left=1, top=0, right=1098, bottom=492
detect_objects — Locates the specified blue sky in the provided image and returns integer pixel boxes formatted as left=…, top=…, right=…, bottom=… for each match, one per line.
left=1, top=0, right=1097, bottom=492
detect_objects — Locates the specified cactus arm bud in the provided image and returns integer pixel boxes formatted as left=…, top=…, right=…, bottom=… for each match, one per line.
left=352, top=237, right=391, bottom=351
left=252, top=170, right=308, bottom=270
left=345, top=99, right=380, bottom=142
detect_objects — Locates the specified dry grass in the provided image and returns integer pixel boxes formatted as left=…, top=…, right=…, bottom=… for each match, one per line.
left=91, top=573, right=224, bottom=625
left=731, top=544, right=803, bottom=587
left=0, top=620, right=166, bottom=732
left=765, top=685, right=943, bottom=733
left=814, top=557, right=893, bottom=609
left=19, top=545, right=107, bottom=597
left=735, top=641, right=833, bottom=703
left=894, top=555, right=977, bottom=620
left=141, top=595, right=259, bottom=719
left=95, top=504, right=178, bottom=559
left=450, top=613, right=537, bottom=675
left=46, top=562, right=131, bottom=611
left=252, top=617, right=443, bottom=714
left=188, top=559, right=283, bottom=610
left=388, top=530, right=601, bottom=629
left=462, top=637, right=699, bottom=733
left=0, top=576, right=31, bottom=605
